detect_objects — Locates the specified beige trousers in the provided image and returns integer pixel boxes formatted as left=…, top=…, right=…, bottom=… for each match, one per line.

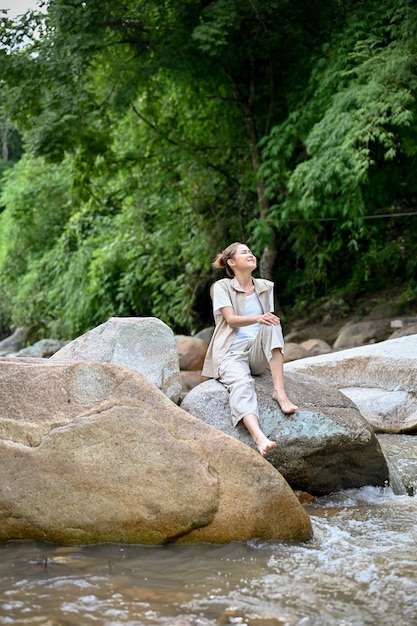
left=218, top=323, right=285, bottom=426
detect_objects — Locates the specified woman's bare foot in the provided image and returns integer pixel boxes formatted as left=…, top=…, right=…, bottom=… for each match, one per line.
left=272, top=391, right=299, bottom=414
left=243, top=414, right=278, bottom=456
left=253, top=433, right=277, bottom=456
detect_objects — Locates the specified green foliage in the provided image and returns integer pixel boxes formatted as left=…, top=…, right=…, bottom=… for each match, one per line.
left=0, top=0, right=417, bottom=339
left=258, top=0, right=417, bottom=300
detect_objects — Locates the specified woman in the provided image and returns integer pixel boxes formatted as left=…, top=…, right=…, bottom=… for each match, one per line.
left=202, top=242, right=298, bottom=456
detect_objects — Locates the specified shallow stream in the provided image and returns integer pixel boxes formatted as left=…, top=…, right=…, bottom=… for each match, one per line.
left=1, top=435, right=416, bottom=626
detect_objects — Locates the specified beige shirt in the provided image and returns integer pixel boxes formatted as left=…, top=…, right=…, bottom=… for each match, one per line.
left=201, top=276, right=274, bottom=379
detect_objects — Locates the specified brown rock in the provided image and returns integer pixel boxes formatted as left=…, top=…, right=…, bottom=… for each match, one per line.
left=175, top=335, right=208, bottom=371
left=0, top=358, right=312, bottom=545
left=300, top=338, right=332, bottom=356
left=283, top=342, right=310, bottom=362
left=180, top=370, right=208, bottom=394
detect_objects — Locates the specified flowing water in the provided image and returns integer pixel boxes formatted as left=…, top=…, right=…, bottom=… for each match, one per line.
left=1, top=436, right=417, bottom=626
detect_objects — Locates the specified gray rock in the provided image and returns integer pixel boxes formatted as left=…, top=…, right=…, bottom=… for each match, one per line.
left=0, top=358, right=312, bottom=545
left=15, top=338, right=67, bottom=358
left=341, top=387, right=417, bottom=434
left=285, top=334, right=417, bottom=391
left=377, top=434, right=417, bottom=496
left=389, top=321, right=417, bottom=339
left=285, top=334, right=417, bottom=435
left=0, top=326, right=29, bottom=356
left=51, top=317, right=182, bottom=403
left=333, top=319, right=391, bottom=350
left=194, top=326, right=214, bottom=346
left=181, top=371, right=388, bottom=495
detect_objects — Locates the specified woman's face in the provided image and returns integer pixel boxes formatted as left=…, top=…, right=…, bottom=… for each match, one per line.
left=229, top=244, right=257, bottom=271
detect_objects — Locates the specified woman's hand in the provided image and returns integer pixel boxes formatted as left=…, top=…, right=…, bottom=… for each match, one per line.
left=258, top=312, right=280, bottom=325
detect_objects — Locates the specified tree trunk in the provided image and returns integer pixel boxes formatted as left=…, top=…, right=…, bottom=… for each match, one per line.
left=225, top=66, right=283, bottom=312
left=2, top=121, right=9, bottom=163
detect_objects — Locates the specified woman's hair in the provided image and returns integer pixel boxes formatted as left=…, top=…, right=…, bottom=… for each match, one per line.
left=212, top=242, right=243, bottom=278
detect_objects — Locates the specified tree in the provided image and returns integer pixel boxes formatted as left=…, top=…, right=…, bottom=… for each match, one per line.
left=258, top=0, right=417, bottom=301
left=0, top=0, right=416, bottom=337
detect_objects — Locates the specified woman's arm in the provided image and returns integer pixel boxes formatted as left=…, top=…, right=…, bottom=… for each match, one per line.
left=220, top=306, right=280, bottom=329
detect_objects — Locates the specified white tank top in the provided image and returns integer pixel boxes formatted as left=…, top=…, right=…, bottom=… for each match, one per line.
left=233, top=293, right=263, bottom=343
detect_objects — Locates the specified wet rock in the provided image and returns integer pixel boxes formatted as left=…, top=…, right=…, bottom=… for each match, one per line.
left=0, top=358, right=312, bottom=545
left=181, top=372, right=388, bottom=496
left=50, top=316, right=182, bottom=404
left=377, top=434, right=417, bottom=496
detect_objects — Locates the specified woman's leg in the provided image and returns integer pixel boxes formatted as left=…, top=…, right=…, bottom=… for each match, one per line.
left=243, top=413, right=277, bottom=456
left=249, top=325, right=298, bottom=414
left=219, top=342, right=277, bottom=455
left=269, top=347, right=298, bottom=414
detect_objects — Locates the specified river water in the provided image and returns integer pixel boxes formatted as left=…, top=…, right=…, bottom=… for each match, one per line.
left=1, top=436, right=416, bottom=626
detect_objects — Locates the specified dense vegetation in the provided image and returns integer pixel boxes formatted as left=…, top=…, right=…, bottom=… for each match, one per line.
left=0, top=0, right=416, bottom=339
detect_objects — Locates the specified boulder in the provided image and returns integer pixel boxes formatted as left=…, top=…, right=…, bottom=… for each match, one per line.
left=14, top=338, right=67, bottom=358
left=340, top=387, right=417, bottom=434
left=333, top=319, right=391, bottom=350
left=0, top=326, right=29, bottom=356
left=377, top=434, right=417, bottom=496
left=285, top=334, right=417, bottom=435
left=285, top=334, right=417, bottom=390
left=181, top=372, right=388, bottom=496
left=180, top=370, right=208, bottom=395
left=389, top=321, right=417, bottom=339
left=175, top=335, right=207, bottom=371
left=0, top=358, right=312, bottom=545
left=50, top=317, right=182, bottom=404
left=283, top=342, right=310, bottom=363
left=194, top=326, right=214, bottom=346
left=299, top=338, right=332, bottom=356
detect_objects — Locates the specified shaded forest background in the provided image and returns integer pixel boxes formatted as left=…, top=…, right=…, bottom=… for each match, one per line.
left=0, top=0, right=416, bottom=340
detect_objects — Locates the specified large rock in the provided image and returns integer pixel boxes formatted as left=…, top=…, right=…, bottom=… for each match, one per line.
left=340, top=387, right=417, bottom=434
left=175, top=335, right=207, bottom=371
left=51, top=317, right=182, bottom=404
left=181, top=372, right=388, bottom=495
left=390, top=321, right=417, bottom=339
left=0, top=358, right=312, bottom=545
left=0, top=326, right=29, bottom=356
left=14, top=338, right=67, bottom=358
left=299, top=338, right=332, bottom=356
left=333, top=319, right=391, bottom=349
left=283, top=342, right=310, bottom=362
left=285, top=334, right=417, bottom=434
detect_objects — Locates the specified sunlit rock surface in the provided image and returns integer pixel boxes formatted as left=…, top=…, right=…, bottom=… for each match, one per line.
left=51, top=316, right=182, bottom=404
left=285, top=334, right=417, bottom=434
left=0, top=359, right=312, bottom=545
